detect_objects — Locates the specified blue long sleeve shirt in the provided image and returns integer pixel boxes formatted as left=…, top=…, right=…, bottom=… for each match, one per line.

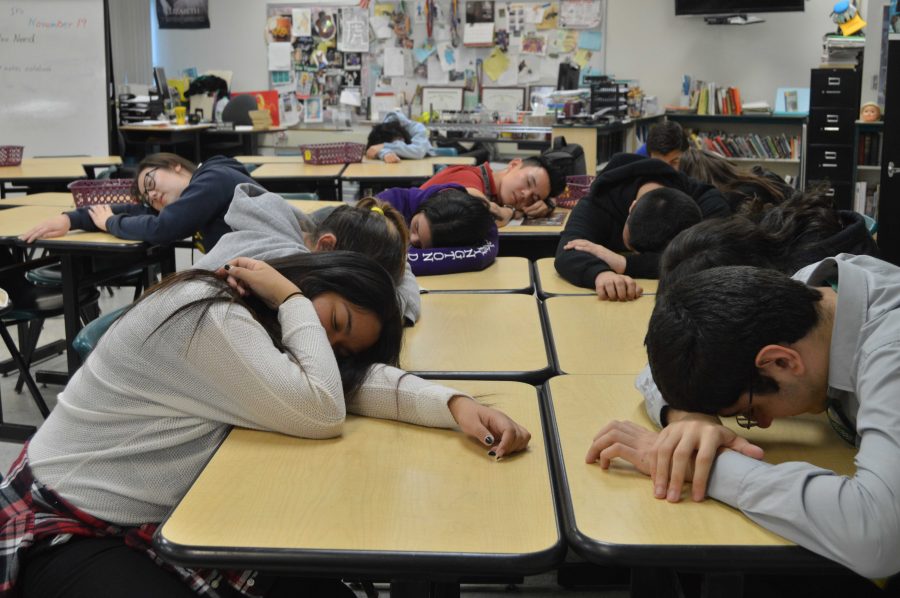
left=65, top=156, right=255, bottom=253
left=377, top=111, right=435, bottom=160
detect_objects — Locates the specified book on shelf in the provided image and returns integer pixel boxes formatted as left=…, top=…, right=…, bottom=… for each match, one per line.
left=682, top=76, right=743, bottom=115
left=686, top=129, right=800, bottom=160
left=741, top=101, right=772, bottom=114
left=854, top=181, right=867, bottom=215
left=858, top=132, right=882, bottom=166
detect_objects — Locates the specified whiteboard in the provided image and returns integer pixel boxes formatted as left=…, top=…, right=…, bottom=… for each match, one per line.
left=0, top=0, right=109, bottom=157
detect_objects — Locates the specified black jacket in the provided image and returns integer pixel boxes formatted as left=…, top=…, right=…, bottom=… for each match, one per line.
left=554, top=153, right=731, bottom=287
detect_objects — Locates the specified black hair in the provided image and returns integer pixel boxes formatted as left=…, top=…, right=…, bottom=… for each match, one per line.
left=646, top=121, right=688, bottom=156
left=626, top=187, right=702, bottom=252
left=658, top=217, right=780, bottom=294
left=367, top=120, right=412, bottom=148
left=646, top=265, right=823, bottom=414
left=521, top=155, right=567, bottom=198
left=657, top=190, right=875, bottom=292
left=316, top=197, right=409, bottom=282
left=133, top=251, right=403, bottom=400
left=415, top=188, right=493, bottom=247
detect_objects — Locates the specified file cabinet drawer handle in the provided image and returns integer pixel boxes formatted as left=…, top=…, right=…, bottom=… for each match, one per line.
left=824, top=151, right=837, bottom=160
left=826, top=114, right=839, bottom=123
left=825, top=188, right=836, bottom=196
left=823, top=127, right=840, bottom=132
left=827, top=77, right=841, bottom=85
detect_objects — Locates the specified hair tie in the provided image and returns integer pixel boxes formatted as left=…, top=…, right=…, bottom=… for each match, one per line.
left=370, top=206, right=384, bottom=215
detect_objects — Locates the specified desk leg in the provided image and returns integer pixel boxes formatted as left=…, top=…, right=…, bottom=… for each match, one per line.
left=60, top=254, right=85, bottom=376
left=194, top=132, right=202, bottom=163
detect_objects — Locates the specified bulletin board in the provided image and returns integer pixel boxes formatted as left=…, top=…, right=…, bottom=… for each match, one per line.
left=265, top=0, right=606, bottom=118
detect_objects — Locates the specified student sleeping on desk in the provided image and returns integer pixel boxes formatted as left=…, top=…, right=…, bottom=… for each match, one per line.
left=20, top=153, right=255, bottom=254
left=0, top=251, right=531, bottom=598
left=584, top=196, right=892, bottom=581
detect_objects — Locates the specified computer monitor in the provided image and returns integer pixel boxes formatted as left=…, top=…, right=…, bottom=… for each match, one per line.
left=557, top=63, right=581, bottom=91
left=153, top=66, right=171, bottom=102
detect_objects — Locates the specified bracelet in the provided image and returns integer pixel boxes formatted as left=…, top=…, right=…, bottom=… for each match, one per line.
left=280, top=291, right=304, bottom=306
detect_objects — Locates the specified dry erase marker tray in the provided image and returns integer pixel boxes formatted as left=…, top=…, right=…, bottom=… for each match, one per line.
left=68, top=179, right=139, bottom=208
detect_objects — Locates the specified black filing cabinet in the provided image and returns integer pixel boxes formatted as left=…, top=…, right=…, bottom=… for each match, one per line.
left=805, top=68, right=860, bottom=209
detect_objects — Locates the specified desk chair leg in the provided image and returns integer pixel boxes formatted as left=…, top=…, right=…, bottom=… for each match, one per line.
left=14, top=320, right=43, bottom=393
left=0, top=324, right=51, bottom=419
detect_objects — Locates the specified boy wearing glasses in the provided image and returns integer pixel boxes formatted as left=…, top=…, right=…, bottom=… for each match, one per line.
left=587, top=254, right=900, bottom=580
left=21, top=153, right=255, bottom=254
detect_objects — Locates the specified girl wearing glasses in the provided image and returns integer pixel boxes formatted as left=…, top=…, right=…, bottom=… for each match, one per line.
left=20, top=153, right=255, bottom=254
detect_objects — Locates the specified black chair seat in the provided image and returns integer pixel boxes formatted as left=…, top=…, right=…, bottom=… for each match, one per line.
left=3, top=284, right=100, bottom=321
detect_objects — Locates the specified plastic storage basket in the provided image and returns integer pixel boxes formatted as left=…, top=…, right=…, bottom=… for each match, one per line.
left=0, top=146, right=24, bottom=167
left=300, top=142, right=365, bottom=165
left=68, top=179, right=139, bottom=208
left=555, top=174, right=594, bottom=209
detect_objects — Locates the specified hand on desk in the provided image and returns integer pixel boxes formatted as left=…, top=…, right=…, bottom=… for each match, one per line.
left=523, top=200, right=552, bottom=219
left=448, top=395, right=531, bottom=459
left=383, top=152, right=401, bottom=164
left=565, top=239, right=626, bottom=274
left=594, top=271, right=642, bottom=302
left=366, top=144, right=383, bottom=159
left=488, top=203, right=517, bottom=227
left=585, top=416, right=764, bottom=502
left=19, top=214, right=72, bottom=243
left=88, top=205, right=114, bottom=232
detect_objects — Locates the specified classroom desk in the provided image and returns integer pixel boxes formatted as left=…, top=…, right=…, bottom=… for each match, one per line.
left=119, top=123, right=213, bottom=162
left=545, top=374, right=856, bottom=597
left=399, top=293, right=552, bottom=382
left=235, top=155, right=306, bottom=164
left=341, top=161, right=435, bottom=194
left=0, top=192, right=76, bottom=209
left=416, top=256, right=532, bottom=293
left=285, top=199, right=344, bottom=213
left=533, top=257, right=658, bottom=298
left=0, top=156, right=123, bottom=198
left=423, top=155, right=477, bottom=166
left=0, top=206, right=174, bottom=375
left=155, top=379, right=563, bottom=594
left=543, top=295, right=655, bottom=375
left=498, top=209, right=571, bottom=261
left=251, top=163, right=346, bottom=200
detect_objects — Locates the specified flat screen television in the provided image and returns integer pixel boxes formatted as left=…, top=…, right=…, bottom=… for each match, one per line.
left=675, top=0, right=804, bottom=15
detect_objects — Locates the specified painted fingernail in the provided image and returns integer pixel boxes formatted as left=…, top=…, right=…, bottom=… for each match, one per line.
left=223, top=264, right=231, bottom=270
left=488, top=450, right=496, bottom=457
left=484, top=435, right=494, bottom=445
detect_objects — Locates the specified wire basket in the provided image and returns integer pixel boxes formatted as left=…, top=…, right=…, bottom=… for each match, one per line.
left=300, top=142, right=365, bottom=165
left=555, top=175, right=594, bottom=209
left=0, top=146, right=24, bottom=167
left=68, top=179, right=139, bottom=208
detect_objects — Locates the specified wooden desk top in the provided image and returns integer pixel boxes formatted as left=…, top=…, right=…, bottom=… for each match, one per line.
left=119, top=123, right=212, bottom=132
left=0, top=206, right=141, bottom=246
left=544, top=295, right=655, bottom=375
left=400, top=293, right=550, bottom=381
left=1, top=193, right=76, bottom=209
left=341, top=161, right=434, bottom=179
left=424, top=155, right=477, bottom=165
left=417, top=257, right=532, bottom=293
left=251, top=162, right=345, bottom=179
left=0, top=156, right=120, bottom=180
left=157, top=379, right=560, bottom=571
left=500, top=209, right=571, bottom=235
left=235, top=155, right=306, bottom=164
left=285, top=199, right=344, bottom=213
left=534, top=258, right=658, bottom=297
left=547, top=374, right=855, bottom=563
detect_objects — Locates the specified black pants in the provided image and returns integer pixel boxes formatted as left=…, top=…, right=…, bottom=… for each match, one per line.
left=21, top=537, right=356, bottom=598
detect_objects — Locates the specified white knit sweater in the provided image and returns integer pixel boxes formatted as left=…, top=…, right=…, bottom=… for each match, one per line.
left=27, top=279, right=460, bottom=525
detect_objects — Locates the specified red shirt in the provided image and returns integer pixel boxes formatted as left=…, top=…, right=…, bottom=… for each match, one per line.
left=421, top=164, right=498, bottom=202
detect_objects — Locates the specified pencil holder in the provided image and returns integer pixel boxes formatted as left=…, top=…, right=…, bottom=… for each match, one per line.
left=68, top=179, right=139, bottom=208
left=0, top=146, right=24, bottom=167
left=555, top=174, right=594, bottom=208
left=300, top=142, right=364, bottom=165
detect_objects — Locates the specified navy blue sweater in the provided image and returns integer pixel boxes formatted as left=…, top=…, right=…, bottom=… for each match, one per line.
left=66, top=156, right=255, bottom=253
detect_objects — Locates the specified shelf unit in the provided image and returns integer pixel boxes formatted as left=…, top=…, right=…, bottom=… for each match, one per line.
left=853, top=120, right=883, bottom=217
left=666, top=113, right=806, bottom=181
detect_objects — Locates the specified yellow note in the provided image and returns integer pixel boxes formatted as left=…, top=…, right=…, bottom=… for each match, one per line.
left=374, top=3, right=395, bottom=16
left=537, top=2, right=559, bottom=29
left=483, top=47, right=510, bottom=82
left=574, top=48, right=592, bottom=68
left=560, top=30, right=578, bottom=53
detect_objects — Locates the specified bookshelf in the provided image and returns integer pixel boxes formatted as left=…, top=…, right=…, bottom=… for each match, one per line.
left=666, top=113, right=806, bottom=180
left=853, top=120, right=883, bottom=218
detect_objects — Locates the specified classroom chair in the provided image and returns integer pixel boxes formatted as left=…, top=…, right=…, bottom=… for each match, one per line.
left=72, top=305, right=128, bottom=360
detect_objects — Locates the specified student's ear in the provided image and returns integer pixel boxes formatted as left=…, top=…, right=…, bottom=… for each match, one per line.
left=314, top=233, right=337, bottom=252
left=507, top=158, right=522, bottom=170
left=755, top=345, right=805, bottom=378
left=628, top=198, right=639, bottom=214
left=172, top=163, right=182, bottom=174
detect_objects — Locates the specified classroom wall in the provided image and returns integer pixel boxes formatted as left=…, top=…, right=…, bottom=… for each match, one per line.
left=155, top=0, right=881, bottom=112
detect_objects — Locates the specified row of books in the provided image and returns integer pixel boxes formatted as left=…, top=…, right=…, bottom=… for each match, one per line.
left=858, top=132, right=882, bottom=166
left=688, top=82, right=743, bottom=116
left=686, top=130, right=800, bottom=160
left=854, top=181, right=879, bottom=219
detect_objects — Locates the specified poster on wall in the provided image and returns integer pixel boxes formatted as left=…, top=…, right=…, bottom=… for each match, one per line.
left=156, top=0, right=210, bottom=29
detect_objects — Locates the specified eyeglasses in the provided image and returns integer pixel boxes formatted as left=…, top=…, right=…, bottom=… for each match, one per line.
left=735, top=369, right=759, bottom=429
left=140, top=167, right=159, bottom=207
